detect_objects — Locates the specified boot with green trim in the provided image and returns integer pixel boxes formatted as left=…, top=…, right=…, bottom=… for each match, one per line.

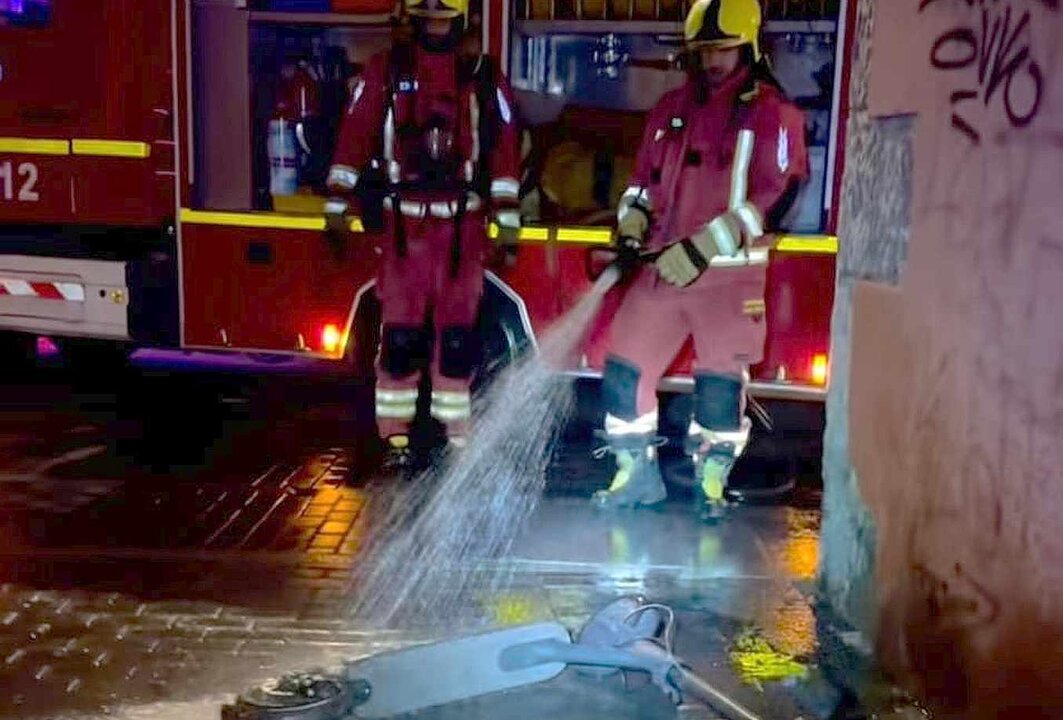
left=381, top=434, right=415, bottom=474
left=688, top=439, right=739, bottom=521
left=591, top=433, right=667, bottom=509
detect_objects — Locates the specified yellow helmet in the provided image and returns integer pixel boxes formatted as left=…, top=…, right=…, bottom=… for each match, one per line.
left=684, top=0, right=762, bottom=61
left=405, top=0, right=468, bottom=23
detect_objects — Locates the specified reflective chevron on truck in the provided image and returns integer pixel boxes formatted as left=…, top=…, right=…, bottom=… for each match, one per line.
left=0, top=278, right=85, bottom=302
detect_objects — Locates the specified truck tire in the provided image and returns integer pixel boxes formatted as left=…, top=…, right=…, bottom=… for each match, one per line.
left=0, top=332, right=37, bottom=376
left=344, top=288, right=382, bottom=382
left=58, top=338, right=133, bottom=388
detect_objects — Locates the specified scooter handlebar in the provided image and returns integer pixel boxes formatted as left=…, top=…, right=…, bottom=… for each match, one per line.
left=667, top=666, right=765, bottom=720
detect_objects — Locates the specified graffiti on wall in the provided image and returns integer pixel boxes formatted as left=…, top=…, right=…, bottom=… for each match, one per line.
left=920, top=0, right=1055, bottom=144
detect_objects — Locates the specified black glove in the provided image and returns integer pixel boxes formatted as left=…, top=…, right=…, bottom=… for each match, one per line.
left=493, top=208, right=522, bottom=245
left=323, top=199, right=350, bottom=259
left=356, top=159, right=388, bottom=233
left=614, top=234, right=644, bottom=278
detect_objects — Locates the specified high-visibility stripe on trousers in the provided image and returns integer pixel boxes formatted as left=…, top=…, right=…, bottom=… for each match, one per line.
left=376, top=388, right=418, bottom=420
left=430, top=390, right=472, bottom=423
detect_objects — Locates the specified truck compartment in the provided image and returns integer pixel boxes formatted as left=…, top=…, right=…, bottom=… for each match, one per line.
left=0, top=0, right=175, bottom=228
left=179, top=1, right=840, bottom=384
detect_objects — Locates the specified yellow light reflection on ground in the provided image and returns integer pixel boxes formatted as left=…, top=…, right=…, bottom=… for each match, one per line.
left=483, top=593, right=552, bottom=626
left=783, top=534, right=820, bottom=580
left=730, top=628, right=810, bottom=689
left=764, top=595, right=818, bottom=658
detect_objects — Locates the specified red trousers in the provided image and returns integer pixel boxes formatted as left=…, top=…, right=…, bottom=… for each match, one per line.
left=608, top=265, right=768, bottom=417
left=375, top=212, right=486, bottom=438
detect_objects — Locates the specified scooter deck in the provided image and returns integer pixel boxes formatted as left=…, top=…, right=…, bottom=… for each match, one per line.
left=345, top=622, right=572, bottom=718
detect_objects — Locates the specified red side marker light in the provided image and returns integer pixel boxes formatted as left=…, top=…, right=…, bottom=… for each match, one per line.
left=322, top=324, right=342, bottom=355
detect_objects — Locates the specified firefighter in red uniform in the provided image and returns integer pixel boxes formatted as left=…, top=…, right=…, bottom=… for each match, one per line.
left=326, top=0, right=522, bottom=463
left=592, top=0, right=808, bottom=517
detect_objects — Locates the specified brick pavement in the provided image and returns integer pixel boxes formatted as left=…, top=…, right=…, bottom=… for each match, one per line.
left=1, top=446, right=369, bottom=554
left=0, top=377, right=919, bottom=720
left=0, top=381, right=389, bottom=718
left=0, top=443, right=390, bottom=719
left=0, top=425, right=813, bottom=720
left=0, top=580, right=402, bottom=719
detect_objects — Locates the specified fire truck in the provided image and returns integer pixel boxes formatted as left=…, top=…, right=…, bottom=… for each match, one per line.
left=0, top=1, right=850, bottom=426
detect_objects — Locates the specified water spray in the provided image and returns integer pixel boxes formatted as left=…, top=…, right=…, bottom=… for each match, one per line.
left=344, top=247, right=641, bottom=630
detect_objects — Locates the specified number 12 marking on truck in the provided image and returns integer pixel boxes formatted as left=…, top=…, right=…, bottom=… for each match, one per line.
left=0, top=161, right=41, bottom=202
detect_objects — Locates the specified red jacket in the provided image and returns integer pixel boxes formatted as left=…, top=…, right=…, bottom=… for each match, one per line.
left=328, top=46, right=521, bottom=213
left=625, top=67, right=809, bottom=254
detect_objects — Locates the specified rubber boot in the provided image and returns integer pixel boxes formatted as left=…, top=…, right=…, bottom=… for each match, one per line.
left=427, top=435, right=466, bottom=469
left=592, top=433, right=667, bottom=509
left=381, top=434, right=414, bottom=474
left=687, top=437, right=738, bottom=521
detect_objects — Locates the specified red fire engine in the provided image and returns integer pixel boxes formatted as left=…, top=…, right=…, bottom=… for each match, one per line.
left=0, top=1, right=850, bottom=411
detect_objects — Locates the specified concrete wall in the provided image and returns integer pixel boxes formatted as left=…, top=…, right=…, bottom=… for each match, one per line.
left=824, top=0, right=1063, bottom=716
left=820, top=0, right=912, bottom=635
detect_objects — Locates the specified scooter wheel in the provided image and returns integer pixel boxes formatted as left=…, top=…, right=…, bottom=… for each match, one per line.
left=221, top=672, right=364, bottom=720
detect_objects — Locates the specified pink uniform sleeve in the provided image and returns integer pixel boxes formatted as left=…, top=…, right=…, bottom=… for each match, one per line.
left=487, top=71, right=522, bottom=206
left=630, top=102, right=666, bottom=193
left=327, top=53, right=389, bottom=195
left=748, top=100, right=809, bottom=227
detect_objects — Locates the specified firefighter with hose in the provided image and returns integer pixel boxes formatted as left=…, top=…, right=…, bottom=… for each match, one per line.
left=591, top=0, right=809, bottom=518
left=325, top=0, right=522, bottom=467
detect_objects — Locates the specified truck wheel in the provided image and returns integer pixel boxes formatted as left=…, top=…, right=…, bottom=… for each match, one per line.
left=58, top=338, right=133, bottom=388
left=344, top=289, right=381, bottom=382
left=0, top=332, right=37, bottom=376
left=342, top=290, right=383, bottom=472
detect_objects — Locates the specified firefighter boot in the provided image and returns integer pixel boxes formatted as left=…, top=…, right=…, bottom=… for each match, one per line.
left=381, top=434, right=415, bottom=474
left=428, top=434, right=467, bottom=469
left=592, top=433, right=667, bottom=509
left=689, top=440, right=738, bottom=521
left=689, top=374, right=750, bottom=520
left=686, top=418, right=751, bottom=520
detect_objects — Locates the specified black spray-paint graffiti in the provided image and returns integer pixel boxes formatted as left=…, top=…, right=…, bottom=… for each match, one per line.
left=920, top=0, right=1054, bottom=145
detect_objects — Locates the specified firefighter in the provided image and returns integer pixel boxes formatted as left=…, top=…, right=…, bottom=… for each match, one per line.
left=592, top=0, right=808, bottom=517
left=325, top=0, right=522, bottom=465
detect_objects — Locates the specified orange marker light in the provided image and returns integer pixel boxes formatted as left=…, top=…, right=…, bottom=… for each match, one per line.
left=322, top=324, right=342, bottom=355
left=811, top=353, right=829, bottom=385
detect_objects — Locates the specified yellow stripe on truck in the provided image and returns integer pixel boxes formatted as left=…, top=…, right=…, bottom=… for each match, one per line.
left=71, top=139, right=152, bottom=158
left=488, top=223, right=550, bottom=242
left=0, top=137, right=70, bottom=155
left=179, top=209, right=364, bottom=233
left=181, top=209, right=326, bottom=231
left=0, top=137, right=158, bottom=158
left=72, top=140, right=151, bottom=159
left=176, top=209, right=838, bottom=256
left=556, top=227, right=613, bottom=245
left=775, top=235, right=838, bottom=254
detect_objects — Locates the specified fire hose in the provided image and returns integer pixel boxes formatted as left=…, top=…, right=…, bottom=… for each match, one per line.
left=585, top=242, right=771, bottom=289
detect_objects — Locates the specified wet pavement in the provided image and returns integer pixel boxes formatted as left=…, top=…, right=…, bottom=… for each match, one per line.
left=0, top=358, right=918, bottom=720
